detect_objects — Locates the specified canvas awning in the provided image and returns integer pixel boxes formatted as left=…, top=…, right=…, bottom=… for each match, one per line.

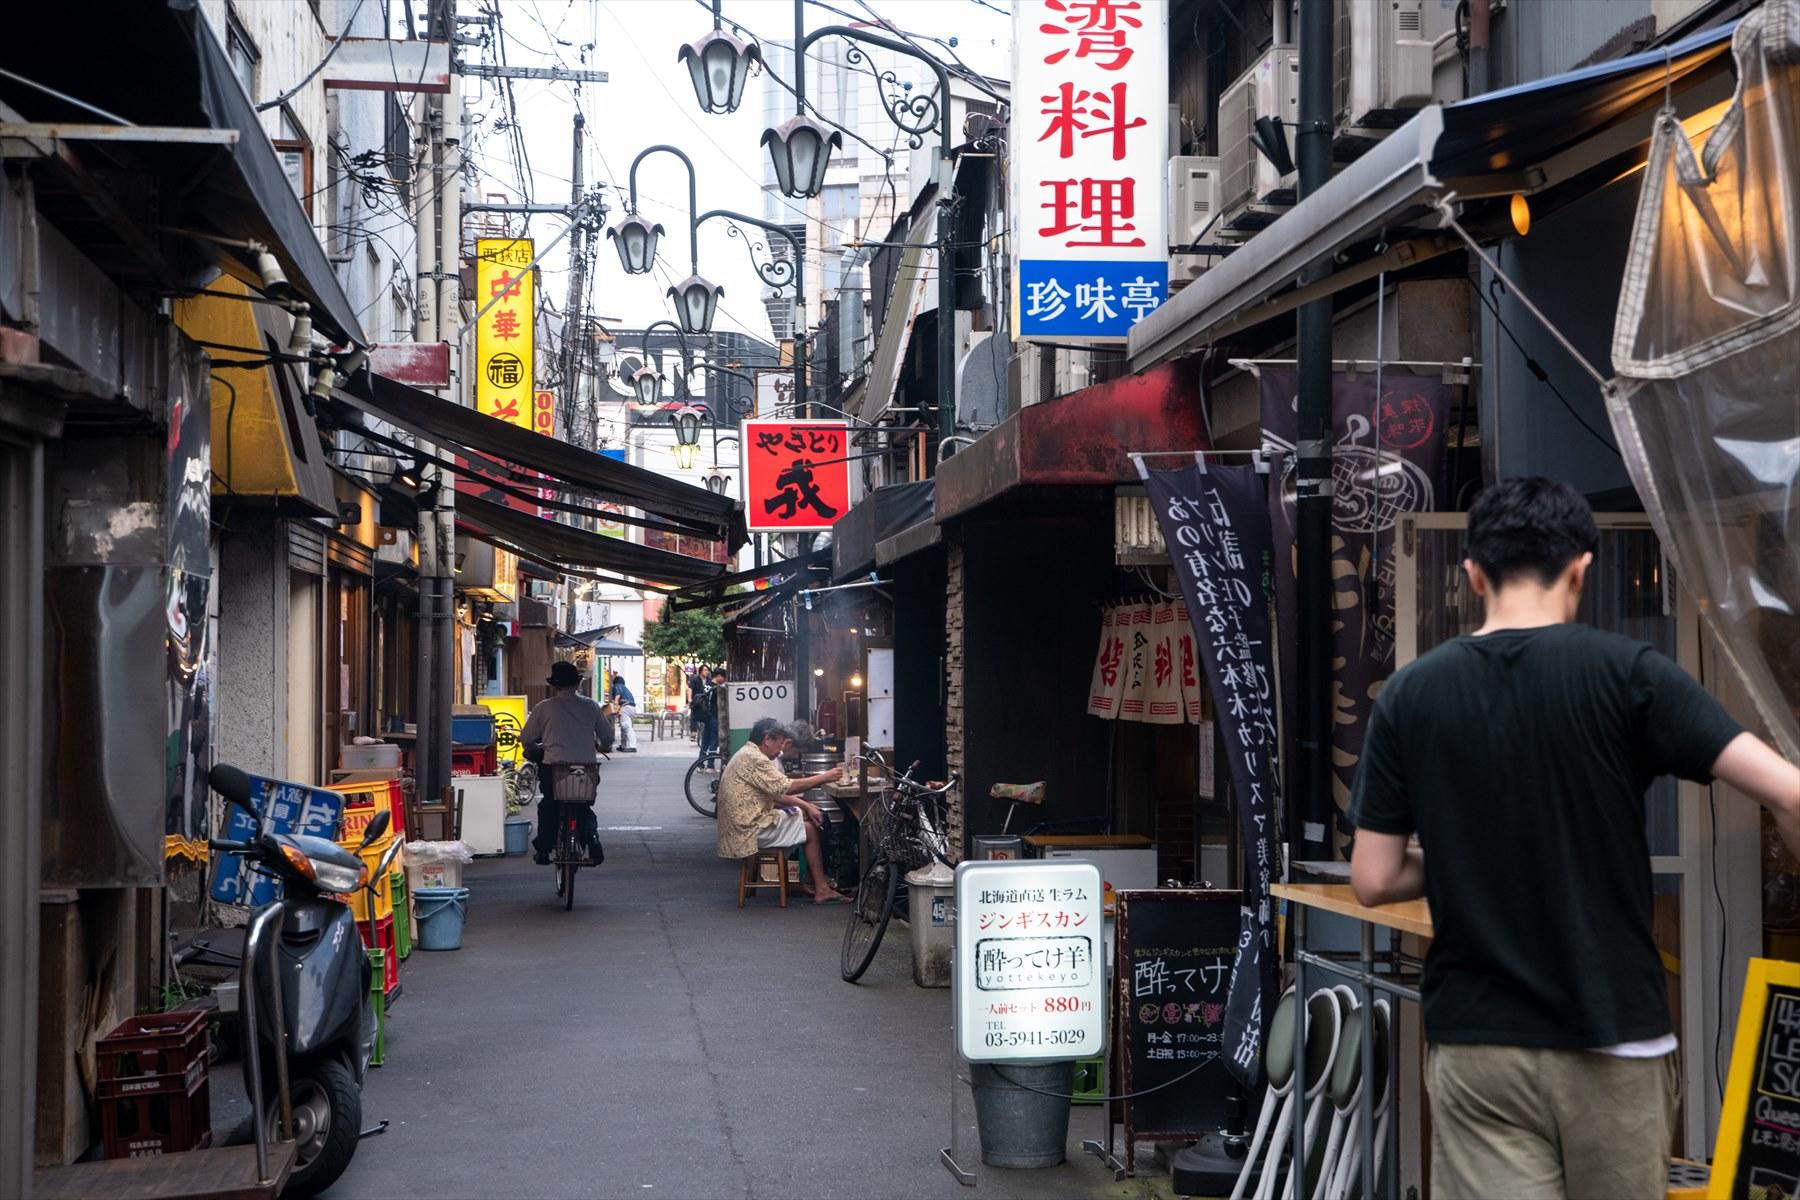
left=0, top=4, right=369, bottom=347
left=666, top=547, right=833, bottom=613
left=339, top=369, right=742, bottom=543
left=455, top=492, right=725, bottom=589
left=862, top=198, right=938, bottom=421
left=1127, top=21, right=1740, bottom=370
left=832, top=481, right=934, bottom=580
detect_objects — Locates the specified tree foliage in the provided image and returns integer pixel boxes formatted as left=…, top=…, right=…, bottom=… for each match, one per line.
left=642, top=603, right=726, bottom=664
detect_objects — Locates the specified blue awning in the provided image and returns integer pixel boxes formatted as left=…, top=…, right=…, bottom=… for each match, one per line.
left=1129, top=21, right=1739, bottom=370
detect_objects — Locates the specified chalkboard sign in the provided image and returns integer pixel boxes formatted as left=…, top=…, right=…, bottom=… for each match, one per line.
left=1112, top=889, right=1240, bottom=1170
left=1709, top=958, right=1800, bottom=1200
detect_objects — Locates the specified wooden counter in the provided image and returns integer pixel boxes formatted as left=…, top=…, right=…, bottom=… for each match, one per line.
left=1271, top=882, right=1435, bottom=939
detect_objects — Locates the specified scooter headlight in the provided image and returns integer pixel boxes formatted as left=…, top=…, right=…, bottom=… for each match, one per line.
left=311, top=858, right=368, bottom=894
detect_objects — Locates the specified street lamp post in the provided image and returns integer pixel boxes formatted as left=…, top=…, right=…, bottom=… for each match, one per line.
left=688, top=5, right=960, bottom=474
left=628, top=320, right=760, bottom=474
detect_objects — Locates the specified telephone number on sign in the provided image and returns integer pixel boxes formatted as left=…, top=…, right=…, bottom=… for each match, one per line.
left=984, top=1028, right=1087, bottom=1049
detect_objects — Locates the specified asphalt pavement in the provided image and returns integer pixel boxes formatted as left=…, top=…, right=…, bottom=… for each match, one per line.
left=323, top=738, right=1177, bottom=1200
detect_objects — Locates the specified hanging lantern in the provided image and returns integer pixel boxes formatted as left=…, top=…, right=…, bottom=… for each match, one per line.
left=678, top=27, right=760, bottom=115
left=761, top=113, right=842, bottom=199
left=631, top=363, right=665, bottom=408
left=608, top=214, right=663, bottom=275
left=668, top=274, right=725, bottom=336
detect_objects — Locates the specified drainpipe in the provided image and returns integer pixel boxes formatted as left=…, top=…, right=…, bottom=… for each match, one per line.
left=1291, top=0, right=1335, bottom=865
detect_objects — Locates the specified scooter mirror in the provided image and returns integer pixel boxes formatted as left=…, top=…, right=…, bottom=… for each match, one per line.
left=358, top=809, right=392, bottom=849
left=208, top=764, right=261, bottom=832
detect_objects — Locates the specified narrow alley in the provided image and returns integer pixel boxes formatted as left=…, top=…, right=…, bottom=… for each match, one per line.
left=327, top=741, right=1161, bottom=1200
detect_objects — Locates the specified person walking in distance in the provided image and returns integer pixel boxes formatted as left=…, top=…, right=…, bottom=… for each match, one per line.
left=1350, top=478, right=1800, bottom=1199
left=608, top=671, right=639, bottom=753
left=700, top=667, right=727, bottom=758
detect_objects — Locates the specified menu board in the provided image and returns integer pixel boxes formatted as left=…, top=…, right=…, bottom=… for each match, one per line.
left=954, top=859, right=1106, bottom=1063
left=1709, top=958, right=1800, bottom=1200
left=1113, top=889, right=1240, bottom=1164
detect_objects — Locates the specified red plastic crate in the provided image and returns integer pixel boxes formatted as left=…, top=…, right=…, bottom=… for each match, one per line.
left=100, top=1073, right=211, bottom=1159
left=95, top=1011, right=207, bottom=1088
left=451, top=745, right=497, bottom=776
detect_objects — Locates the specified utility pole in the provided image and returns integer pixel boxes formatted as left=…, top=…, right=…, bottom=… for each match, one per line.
left=561, top=113, right=587, bottom=448
left=434, top=5, right=463, bottom=813
left=1292, top=0, right=1335, bottom=865
left=413, top=80, right=442, bottom=817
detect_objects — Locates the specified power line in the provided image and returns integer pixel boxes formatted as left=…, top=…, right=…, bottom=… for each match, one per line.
left=258, top=0, right=369, bottom=112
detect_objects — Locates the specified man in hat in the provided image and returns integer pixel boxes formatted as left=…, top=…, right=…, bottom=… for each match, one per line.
left=522, top=661, right=614, bottom=865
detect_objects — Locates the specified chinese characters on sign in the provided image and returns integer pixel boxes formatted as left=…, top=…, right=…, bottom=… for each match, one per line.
left=741, top=419, right=851, bottom=533
left=1141, top=464, right=1282, bottom=1088
left=1014, top=0, right=1168, bottom=342
left=475, top=238, right=535, bottom=429
left=956, top=861, right=1106, bottom=1062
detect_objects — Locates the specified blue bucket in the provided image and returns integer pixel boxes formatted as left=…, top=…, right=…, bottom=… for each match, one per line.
left=503, top=818, right=531, bottom=856
left=413, top=886, right=469, bottom=951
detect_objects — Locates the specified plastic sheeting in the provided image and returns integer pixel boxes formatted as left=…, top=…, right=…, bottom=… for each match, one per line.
left=1609, top=1, right=1800, bottom=763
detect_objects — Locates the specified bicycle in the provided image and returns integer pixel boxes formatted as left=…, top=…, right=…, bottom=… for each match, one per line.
left=546, top=764, right=599, bottom=912
left=684, top=751, right=724, bottom=818
left=840, top=750, right=958, bottom=983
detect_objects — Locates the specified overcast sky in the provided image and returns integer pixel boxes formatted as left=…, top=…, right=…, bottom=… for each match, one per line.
left=457, top=0, right=1012, bottom=344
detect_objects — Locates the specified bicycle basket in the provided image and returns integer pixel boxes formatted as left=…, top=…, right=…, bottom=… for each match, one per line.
left=550, top=764, right=598, bottom=805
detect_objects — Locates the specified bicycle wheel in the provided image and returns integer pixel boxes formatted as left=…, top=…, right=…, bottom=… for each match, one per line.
left=684, top=752, right=723, bottom=818
left=563, top=861, right=576, bottom=911
left=840, top=860, right=898, bottom=983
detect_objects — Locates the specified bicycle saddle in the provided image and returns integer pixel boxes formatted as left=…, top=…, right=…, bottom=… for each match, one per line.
left=988, top=781, right=1046, bottom=805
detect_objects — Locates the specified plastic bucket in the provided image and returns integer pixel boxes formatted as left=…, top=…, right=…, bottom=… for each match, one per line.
left=969, top=1061, right=1074, bottom=1168
left=503, top=818, right=531, bottom=856
left=413, top=886, right=469, bottom=951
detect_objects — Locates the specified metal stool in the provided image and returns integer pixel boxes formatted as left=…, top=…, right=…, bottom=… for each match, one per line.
left=738, top=849, right=789, bottom=908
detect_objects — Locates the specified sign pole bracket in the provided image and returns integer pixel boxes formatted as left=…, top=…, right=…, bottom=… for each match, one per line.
left=940, top=1048, right=977, bottom=1187
left=1082, top=1137, right=1127, bottom=1181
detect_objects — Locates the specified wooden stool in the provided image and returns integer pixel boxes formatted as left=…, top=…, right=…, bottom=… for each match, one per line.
left=738, top=849, right=789, bottom=908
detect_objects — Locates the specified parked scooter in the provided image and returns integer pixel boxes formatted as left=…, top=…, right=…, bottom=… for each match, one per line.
left=208, top=763, right=402, bottom=1196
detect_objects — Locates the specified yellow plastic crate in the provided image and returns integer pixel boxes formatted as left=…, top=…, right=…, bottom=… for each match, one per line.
left=347, top=835, right=397, bottom=924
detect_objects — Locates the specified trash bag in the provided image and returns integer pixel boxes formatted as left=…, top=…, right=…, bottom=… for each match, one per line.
left=1608, top=0, right=1800, bottom=766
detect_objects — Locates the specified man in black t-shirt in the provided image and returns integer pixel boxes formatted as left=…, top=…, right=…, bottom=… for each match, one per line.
left=1350, top=477, right=1800, bottom=1199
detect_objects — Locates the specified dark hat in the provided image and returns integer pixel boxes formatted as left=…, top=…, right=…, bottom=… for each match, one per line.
left=547, top=662, right=582, bottom=688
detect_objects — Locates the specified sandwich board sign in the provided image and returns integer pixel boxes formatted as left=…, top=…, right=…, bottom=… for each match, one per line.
left=1699, top=958, right=1800, bottom=1199
left=954, top=859, right=1106, bottom=1062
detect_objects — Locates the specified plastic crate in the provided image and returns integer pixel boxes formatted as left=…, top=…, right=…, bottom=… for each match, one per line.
left=451, top=712, right=495, bottom=745
left=359, top=913, right=400, bottom=999
left=391, top=870, right=411, bottom=960
left=95, top=1011, right=207, bottom=1090
left=1072, top=1056, right=1105, bottom=1105
left=100, top=1073, right=211, bottom=1159
left=368, top=948, right=387, bottom=1067
left=331, top=779, right=404, bottom=846
left=347, top=836, right=397, bottom=924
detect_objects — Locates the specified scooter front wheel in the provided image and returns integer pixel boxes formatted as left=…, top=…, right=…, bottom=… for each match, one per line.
left=275, top=1056, right=361, bottom=1197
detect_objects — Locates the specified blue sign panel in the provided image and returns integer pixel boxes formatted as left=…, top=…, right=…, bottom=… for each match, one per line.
left=208, top=776, right=346, bottom=908
left=1018, top=259, right=1168, bottom=340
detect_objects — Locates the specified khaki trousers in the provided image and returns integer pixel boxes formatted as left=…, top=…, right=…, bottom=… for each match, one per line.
left=1427, top=1043, right=1679, bottom=1200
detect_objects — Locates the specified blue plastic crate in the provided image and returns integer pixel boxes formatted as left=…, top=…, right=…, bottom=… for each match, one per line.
left=450, top=713, right=495, bottom=745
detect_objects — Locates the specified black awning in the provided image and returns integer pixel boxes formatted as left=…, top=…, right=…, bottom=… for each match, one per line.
left=669, top=548, right=831, bottom=614
left=0, top=4, right=368, bottom=346
left=342, top=370, right=742, bottom=542
left=832, top=481, right=934, bottom=581
left=456, top=492, right=726, bottom=588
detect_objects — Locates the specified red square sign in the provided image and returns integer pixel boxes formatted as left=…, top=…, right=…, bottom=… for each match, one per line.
left=742, top=420, right=851, bottom=533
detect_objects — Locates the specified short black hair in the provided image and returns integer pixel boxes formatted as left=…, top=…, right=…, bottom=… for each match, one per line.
left=749, top=717, right=791, bottom=745
left=1464, top=477, right=1599, bottom=588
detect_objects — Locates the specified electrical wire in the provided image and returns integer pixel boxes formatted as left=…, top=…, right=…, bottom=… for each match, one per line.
left=1469, top=275, right=1620, bottom=457
left=257, top=0, right=369, bottom=112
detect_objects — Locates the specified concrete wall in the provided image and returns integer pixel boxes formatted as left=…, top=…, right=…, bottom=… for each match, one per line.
left=215, top=519, right=290, bottom=779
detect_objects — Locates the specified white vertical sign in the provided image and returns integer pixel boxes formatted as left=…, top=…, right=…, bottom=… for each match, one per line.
left=1013, top=0, right=1170, bottom=343
left=955, top=860, right=1107, bottom=1062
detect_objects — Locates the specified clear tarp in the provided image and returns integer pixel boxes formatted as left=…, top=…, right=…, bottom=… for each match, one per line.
left=1609, top=0, right=1800, bottom=767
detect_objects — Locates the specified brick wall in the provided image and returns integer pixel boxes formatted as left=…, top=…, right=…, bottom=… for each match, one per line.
left=944, top=541, right=965, bottom=859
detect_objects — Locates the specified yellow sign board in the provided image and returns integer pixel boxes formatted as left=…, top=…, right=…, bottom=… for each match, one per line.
left=475, top=238, right=534, bottom=429
left=479, top=695, right=528, bottom=767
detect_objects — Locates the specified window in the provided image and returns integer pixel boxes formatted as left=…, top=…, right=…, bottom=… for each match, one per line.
left=274, top=108, right=314, bottom=219
left=383, top=94, right=412, bottom=205
left=226, top=10, right=259, bottom=99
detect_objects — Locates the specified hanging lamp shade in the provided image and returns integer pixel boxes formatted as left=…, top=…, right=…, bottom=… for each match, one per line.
left=608, top=214, right=663, bottom=275
left=669, top=274, right=725, bottom=336
left=678, top=28, right=760, bottom=115
left=761, top=113, right=842, bottom=199
left=631, top=363, right=665, bottom=408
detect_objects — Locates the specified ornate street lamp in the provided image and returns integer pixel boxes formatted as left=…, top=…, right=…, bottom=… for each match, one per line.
left=672, top=404, right=704, bottom=471
left=679, top=3, right=760, bottom=115
left=668, top=273, right=725, bottom=337
left=762, top=113, right=842, bottom=200
left=607, top=213, right=662, bottom=275
left=630, top=361, right=665, bottom=408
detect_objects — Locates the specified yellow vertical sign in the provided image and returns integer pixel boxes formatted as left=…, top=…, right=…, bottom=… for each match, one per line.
left=475, top=238, right=534, bottom=429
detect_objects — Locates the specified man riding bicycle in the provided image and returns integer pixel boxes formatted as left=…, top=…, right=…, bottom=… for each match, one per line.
left=523, top=661, right=613, bottom=865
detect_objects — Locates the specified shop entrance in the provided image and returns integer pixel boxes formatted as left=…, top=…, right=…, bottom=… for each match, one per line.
left=1396, top=512, right=1760, bottom=1156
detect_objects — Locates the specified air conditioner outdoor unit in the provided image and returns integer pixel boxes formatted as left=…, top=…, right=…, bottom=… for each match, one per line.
left=1334, top=0, right=1452, bottom=135
left=1167, top=155, right=1223, bottom=249
left=1218, top=46, right=1301, bottom=233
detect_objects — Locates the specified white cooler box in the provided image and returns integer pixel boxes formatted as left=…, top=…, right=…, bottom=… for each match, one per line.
left=457, top=775, right=508, bottom=856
